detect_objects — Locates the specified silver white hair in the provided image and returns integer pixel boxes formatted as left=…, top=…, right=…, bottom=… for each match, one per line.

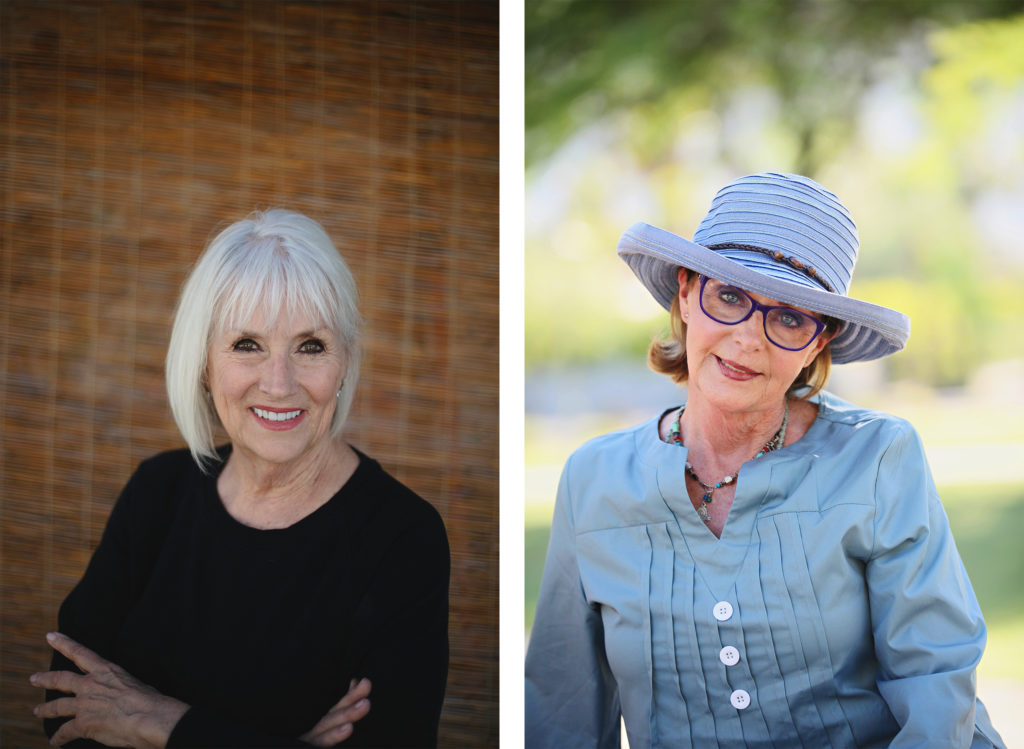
left=166, top=209, right=362, bottom=469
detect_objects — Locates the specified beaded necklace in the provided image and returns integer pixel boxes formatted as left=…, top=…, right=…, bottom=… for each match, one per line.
left=664, top=401, right=789, bottom=524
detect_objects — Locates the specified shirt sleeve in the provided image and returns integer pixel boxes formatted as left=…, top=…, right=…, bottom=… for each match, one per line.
left=167, top=708, right=314, bottom=748
left=867, top=423, right=1006, bottom=748
left=43, top=460, right=172, bottom=745
left=341, top=503, right=451, bottom=748
left=525, top=453, right=622, bottom=748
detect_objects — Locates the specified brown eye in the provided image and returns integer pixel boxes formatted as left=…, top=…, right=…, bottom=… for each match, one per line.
left=232, top=338, right=259, bottom=352
left=298, top=339, right=325, bottom=354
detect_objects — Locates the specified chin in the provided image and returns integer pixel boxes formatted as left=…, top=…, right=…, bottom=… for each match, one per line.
left=702, top=379, right=772, bottom=410
left=237, top=434, right=314, bottom=465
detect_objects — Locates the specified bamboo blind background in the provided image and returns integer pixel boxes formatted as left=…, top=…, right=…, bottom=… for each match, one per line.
left=0, top=2, right=498, bottom=746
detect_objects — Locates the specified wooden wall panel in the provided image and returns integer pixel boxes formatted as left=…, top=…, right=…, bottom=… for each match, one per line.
left=0, top=2, right=499, bottom=746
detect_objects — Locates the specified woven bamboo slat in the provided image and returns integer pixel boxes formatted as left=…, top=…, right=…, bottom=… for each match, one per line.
left=0, top=2, right=499, bottom=746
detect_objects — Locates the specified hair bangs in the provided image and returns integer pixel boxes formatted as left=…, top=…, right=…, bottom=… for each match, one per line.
left=214, top=236, right=339, bottom=341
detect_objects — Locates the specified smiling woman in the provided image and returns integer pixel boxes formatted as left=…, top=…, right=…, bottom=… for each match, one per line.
left=32, top=210, right=450, bottom=747
left=525, top=173, right=1006, bottom=748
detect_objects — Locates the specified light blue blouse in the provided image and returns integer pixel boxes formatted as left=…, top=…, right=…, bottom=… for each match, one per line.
left=525, top=392, right=1005, bottom=748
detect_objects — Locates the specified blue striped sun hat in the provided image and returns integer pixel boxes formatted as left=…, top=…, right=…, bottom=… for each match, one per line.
left=617, top=172, right=910, bottom=364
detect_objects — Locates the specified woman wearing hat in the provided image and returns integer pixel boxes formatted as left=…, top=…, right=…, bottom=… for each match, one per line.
left=31, top=210, right=449, bottom=747
left=525, top=173, right=1004, bottom=748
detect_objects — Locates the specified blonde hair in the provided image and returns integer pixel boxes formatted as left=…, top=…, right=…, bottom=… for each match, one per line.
left=648, top=270, right=836, bottom=398
left=166, top=209, right=362, bottom=469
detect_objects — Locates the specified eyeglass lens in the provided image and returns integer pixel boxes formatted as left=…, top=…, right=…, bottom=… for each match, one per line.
left=700, top=278, right=823, bottom=350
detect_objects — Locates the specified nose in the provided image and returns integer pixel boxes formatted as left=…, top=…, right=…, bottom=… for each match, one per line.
left=732, top=309, right=768, bottom=350
left=259, top=351, right=296, bottom=397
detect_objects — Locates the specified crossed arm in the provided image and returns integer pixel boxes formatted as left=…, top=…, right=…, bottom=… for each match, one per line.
left=31, top=632, right=371, bottom=748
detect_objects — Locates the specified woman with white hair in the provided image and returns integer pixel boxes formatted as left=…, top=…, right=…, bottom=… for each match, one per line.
left=31, top=210, right=450, bottom=747
left=525, top=174, right=1005, bottom=747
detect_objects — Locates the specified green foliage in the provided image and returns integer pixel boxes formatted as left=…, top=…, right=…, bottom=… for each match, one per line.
left=526, top=0, right=1024, bottom=171
left=854, top=277, right=1004, bottom=387
left=525, top=243, right=661, bottom=365
left=927, top=15, right=1024, bottom=141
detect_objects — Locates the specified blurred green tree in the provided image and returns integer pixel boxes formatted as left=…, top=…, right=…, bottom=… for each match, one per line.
left=527, top=0, right=1023, bottom=174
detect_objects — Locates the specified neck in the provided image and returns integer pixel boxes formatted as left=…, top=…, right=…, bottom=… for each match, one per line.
left=218, top=438, right=353, bottom=527
left=680, top=396, right=788, bottom=471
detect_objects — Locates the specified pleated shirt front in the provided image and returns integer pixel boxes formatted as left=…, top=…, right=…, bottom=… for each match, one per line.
left=525, top=392, right=1004, bottom=749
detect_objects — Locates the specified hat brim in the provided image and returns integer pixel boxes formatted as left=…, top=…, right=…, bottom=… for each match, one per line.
left=618, top=222, right=910, bottom=364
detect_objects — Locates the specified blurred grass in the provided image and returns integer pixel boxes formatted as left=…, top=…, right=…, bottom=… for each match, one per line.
left=944, top=483, right=1024, bottom=681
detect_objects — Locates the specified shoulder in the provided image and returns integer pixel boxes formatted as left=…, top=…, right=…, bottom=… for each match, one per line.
left=120, top=447, right=211, bottom=507
left=561, top=419, right=649, bottom=499
left=566, top=415, right=661, bottom=473
left=557, top=413, right=674, bottom=530
left=809, top=391, right=935, bottom=508
left=345, top=451, right=450, bottom=588
left=350, top=449, right=448, bottom=543
left=132, top=446, right=207, bottom=482
left=812, top=390, right=920, bottom=452
left=99, top=446, right=208, bottom=543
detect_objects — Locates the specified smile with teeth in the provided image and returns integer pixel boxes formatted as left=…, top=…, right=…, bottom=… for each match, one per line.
left=251, top=407, right=303, bottom=422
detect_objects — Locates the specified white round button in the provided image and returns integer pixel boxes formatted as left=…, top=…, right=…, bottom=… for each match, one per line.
left=730, top=689, right=751, bottom=710
left=719, top=645, right=740, bottom=666
left=713, top=601, right=733, bottom=621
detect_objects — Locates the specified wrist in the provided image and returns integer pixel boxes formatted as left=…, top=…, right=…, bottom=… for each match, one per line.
left=135, top=697, right=189, bottom=749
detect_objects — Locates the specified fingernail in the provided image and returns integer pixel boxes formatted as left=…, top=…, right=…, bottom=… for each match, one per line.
left=33, top=706, right=40, bottom=716
left=46, top=632, right=57, bottom=643
left=29, top=673, right=39, bottom=685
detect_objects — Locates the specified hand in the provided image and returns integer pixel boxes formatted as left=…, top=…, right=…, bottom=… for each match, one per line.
left=30, top=632, right=188, bottom=748
left=299, top=677, right=372, bottom=746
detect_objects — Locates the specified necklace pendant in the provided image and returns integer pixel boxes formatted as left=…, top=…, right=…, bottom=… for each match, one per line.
left=702, top=492, right=712, bottom=503
left=697, top=503, right=711, bottom=524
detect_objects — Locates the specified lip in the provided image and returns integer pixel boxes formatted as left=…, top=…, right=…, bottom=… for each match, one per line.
left=249, top=405, right=307, bottom=431
left=715, top=355, right=761, bottom=381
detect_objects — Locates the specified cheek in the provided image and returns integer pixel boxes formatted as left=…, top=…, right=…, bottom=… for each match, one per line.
left=800, top=341, right=828, bottom=370
left=206, top=359, right=254, bottom=410
left=305, top=363, right=345, bottom=406
left=772, top=350, right=815, bottom=385
left=685, top=316, right=723, bottom=355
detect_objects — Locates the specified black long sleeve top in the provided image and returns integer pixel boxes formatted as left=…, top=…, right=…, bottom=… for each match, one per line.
left=44, top=446, right=449, bottom=747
